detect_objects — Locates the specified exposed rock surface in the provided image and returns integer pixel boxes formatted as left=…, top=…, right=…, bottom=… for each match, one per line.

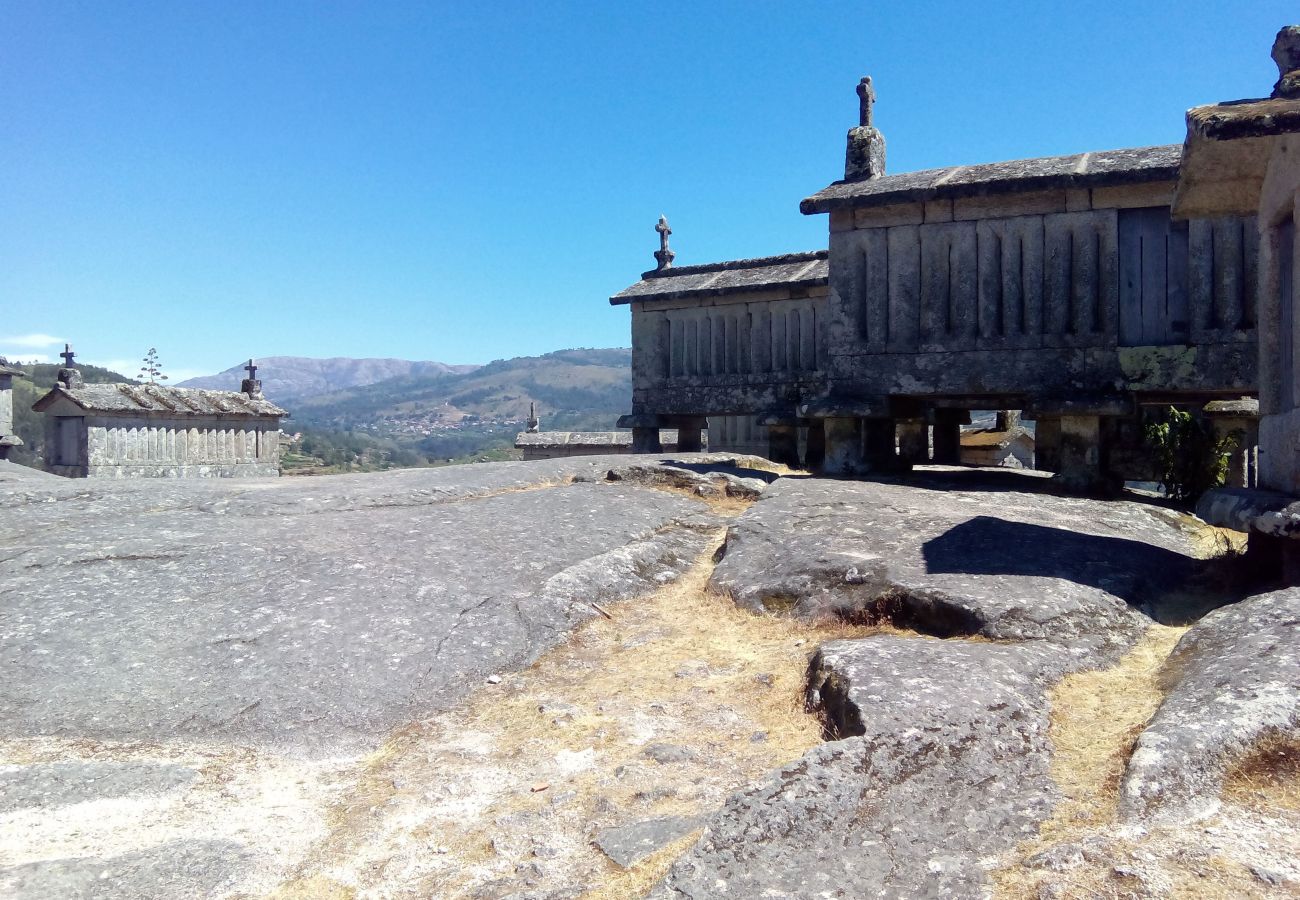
left=0, top=455, right=742, bottom=753
left=711, top=474, right=1201, bottom=662
left=657, top=635, right=1068, bottom=898
left=1121, top=587, right=1300, bottom=821
left=593, top=816, right=701, bottom=869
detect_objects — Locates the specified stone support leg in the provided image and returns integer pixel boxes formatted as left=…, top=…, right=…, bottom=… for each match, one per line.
left=932, top=410, right=963, bottom=465
left=766, top=425, right=800, bottom=469
left=1211, top=418, right=1259, bottom=489
left=1034, top=417, right=1061, bottom=472
left=897, top=419, right=929, bottom=465
left=675, top=417, right=707, bottom=453
left=631, top=427, right=663, bottom=454
left=864, top=418, right=899, bottom=470
left=820, top=417, right=864, bottom=476
left=1053, top=415, right=1113, bottom=494
left=803, top=421, right=825, bottom=471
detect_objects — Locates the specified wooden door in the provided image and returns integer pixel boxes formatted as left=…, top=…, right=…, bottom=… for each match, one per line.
left=1119, top=207, right=1190, bottom=346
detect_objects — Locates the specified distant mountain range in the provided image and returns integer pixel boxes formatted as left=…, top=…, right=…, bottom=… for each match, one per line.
left=177, top=356, right=480, bottom=404
left=177, top=348, right=632, bottom=433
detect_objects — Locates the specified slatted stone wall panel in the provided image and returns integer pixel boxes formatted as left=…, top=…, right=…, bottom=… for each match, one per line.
left=976, top=216, right=1045, bottom=349
left=1044, top=210, right=1119, bottom=346
left=1281, top=216, right=1296, bottom=411
left=1189, top=216, right=1259, bottom=339
left=918, top=222, right=978, bottom=350
left=885, top=225, right=922, bottom=352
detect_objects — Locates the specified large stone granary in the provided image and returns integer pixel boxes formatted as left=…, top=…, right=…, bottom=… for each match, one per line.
left=613, top=73, right=1262, bottom=491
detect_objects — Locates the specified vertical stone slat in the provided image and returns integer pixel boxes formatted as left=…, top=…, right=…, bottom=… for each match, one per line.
left=801, top=305, right=817, bottom=371
left=861, top=229, right=889, bottom=352
left=886, top=225, right=920, bottom=351
left=1215, top=218, right=1245, bottom=331
left=772, top=307, right=788, bottom=372
left=1188, top=218, right=1216, bottom=337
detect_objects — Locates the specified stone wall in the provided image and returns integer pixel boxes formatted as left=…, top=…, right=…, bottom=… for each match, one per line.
left=823, top=184, right=1258, bottom=404
left=1255, top=133, right=1300, bottom=494
left=46, top=414, right=281, bottom=478
left=629, top=289, right=829, bottom=417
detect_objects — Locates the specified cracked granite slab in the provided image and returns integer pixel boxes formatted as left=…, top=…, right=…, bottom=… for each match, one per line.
left=0, top=455, right=740, bottom=754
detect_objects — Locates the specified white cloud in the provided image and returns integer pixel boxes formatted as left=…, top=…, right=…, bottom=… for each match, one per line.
left=0, top=351, right=56, bottom=364
left=0, top=333, right=65, bottom=349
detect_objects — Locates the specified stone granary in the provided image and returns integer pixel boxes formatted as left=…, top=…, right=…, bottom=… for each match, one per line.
left=32, top=352, right=287, bottom=478
left=514, top=401, right=684, bottom=460
left=613, top=76, right=1261, bottom=490
left=0, top=358, right=25, bottom=461
left=1182, top=27, right=1300, bottom=576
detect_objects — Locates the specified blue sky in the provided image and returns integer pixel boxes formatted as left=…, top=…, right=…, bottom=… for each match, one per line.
left=0, top=1, right=1293, bottom=378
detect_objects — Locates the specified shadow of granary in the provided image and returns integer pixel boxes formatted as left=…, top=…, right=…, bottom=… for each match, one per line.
left=921, top=516, right=1200, bottom=615
left=655, top=458, right=784, bottom=484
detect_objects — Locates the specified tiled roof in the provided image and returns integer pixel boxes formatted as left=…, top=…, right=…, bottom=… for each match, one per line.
left=801, top=145, right=1182, bottom=214
left=611, top=252, right=828, bottom=305
left=33, top=383, right=287, bottom=417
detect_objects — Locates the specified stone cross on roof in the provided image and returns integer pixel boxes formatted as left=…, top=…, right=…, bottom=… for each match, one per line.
left=654, top=215, right=675, bottom=271
left=245, top=359, right=258, bottom=381
left=61, top=344, right=76, bottom=368
left=857, top=76, right=876, bottom=127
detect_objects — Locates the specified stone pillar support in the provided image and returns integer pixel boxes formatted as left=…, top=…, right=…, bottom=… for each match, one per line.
left=821, top=417, right=864, bottom=476
left=672, top=416, right=708, bottom=453
left=897, top=418, right=929, bottom=465
left=803, top=420, right=826, bottom=471
left=1035, top=417, right=1061, bottom=472
left=863, top=418, right=899, bottom=470
left=1204, top=399, right=1260, bottom=489
left=932, top=409, right=966, bottom=465
left=1053, top=415, right=1113, bottom=494
left=631, top=428, right=663, bottom=454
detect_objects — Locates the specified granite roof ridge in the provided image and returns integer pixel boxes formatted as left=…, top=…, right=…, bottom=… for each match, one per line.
left=801, top=144, right=1182, bottom=214
left=638, top=249, right=828, bottom=281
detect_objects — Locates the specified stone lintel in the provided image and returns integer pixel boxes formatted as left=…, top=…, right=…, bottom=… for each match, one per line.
left=1203, top=398, right=1260, bottom=418
left=617, top=413, right=664, bottom=429
left=1025, top=395, right=1133, bottom=418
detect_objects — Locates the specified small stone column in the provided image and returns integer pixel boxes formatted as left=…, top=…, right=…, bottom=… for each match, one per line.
left=675, top=416, right=707, bottom=453
left=1204, top=399, right=1260, bottom=489
left=821, top=417, right=864, bottom=475
left=1035, top=417, right=1061, bottom=471
left=932, top=410, right=965, bottom=465
left=766, top=424, right=800, bottom=469
left=803, top=421, right=826, bottom=470
left=1054, top=415, right=1110, bottom=493
left=632, top=428, right=663, bottom=454
left=897, top=418, right=929, bottom=465
left=864, top=418, right=899, bottom=470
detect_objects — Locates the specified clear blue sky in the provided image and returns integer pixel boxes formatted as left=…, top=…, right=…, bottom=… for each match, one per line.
left=0, top=1, right=1293, bottom=377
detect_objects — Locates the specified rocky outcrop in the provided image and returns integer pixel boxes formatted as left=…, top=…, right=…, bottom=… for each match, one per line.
left=0, top=455, right=739, bottom=753
left=711, top=476, right=1200, bottom=662
left=1121, top=587, right=1300, bottom=821
left=656, top=636, right=1069, bottom=898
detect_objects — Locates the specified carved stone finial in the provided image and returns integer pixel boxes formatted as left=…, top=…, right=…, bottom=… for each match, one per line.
left=857, top=76, right=876, bottom=127
left=56, top=344, right=83, bottom=389
left=845, top=75, right=886, bottom=181
left=654, top=215, right=675, bottom=271
left=1272, top=25, right=1300, bottom=98
left=526, top=400, right=540, bottom=433
left=241, top=358, right=263, bottom=398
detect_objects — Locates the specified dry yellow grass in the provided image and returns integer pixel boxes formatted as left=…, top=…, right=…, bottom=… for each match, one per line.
left=1037, top=624, right=1187, bottom=838
left=277, top=527, right=883, bottom=898
left=1223, top=732, right=1300, bottom=814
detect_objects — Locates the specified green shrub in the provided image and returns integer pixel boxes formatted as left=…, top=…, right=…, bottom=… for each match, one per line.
left=1144, top=406, right=1236, bottom=503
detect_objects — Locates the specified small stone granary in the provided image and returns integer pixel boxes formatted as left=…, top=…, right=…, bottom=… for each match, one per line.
left=0, top=358, right=25, bottom=461
left=613, top=72, right=1262, bottom=490
left=32, top=351, right=287, bottom=478
left=514, top=402, right=682, bottom=460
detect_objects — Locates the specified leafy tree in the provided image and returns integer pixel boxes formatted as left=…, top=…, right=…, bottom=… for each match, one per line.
left=1144, top=406, right=1236, bottom=504
left=139, top=348, right=168, bottom=384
